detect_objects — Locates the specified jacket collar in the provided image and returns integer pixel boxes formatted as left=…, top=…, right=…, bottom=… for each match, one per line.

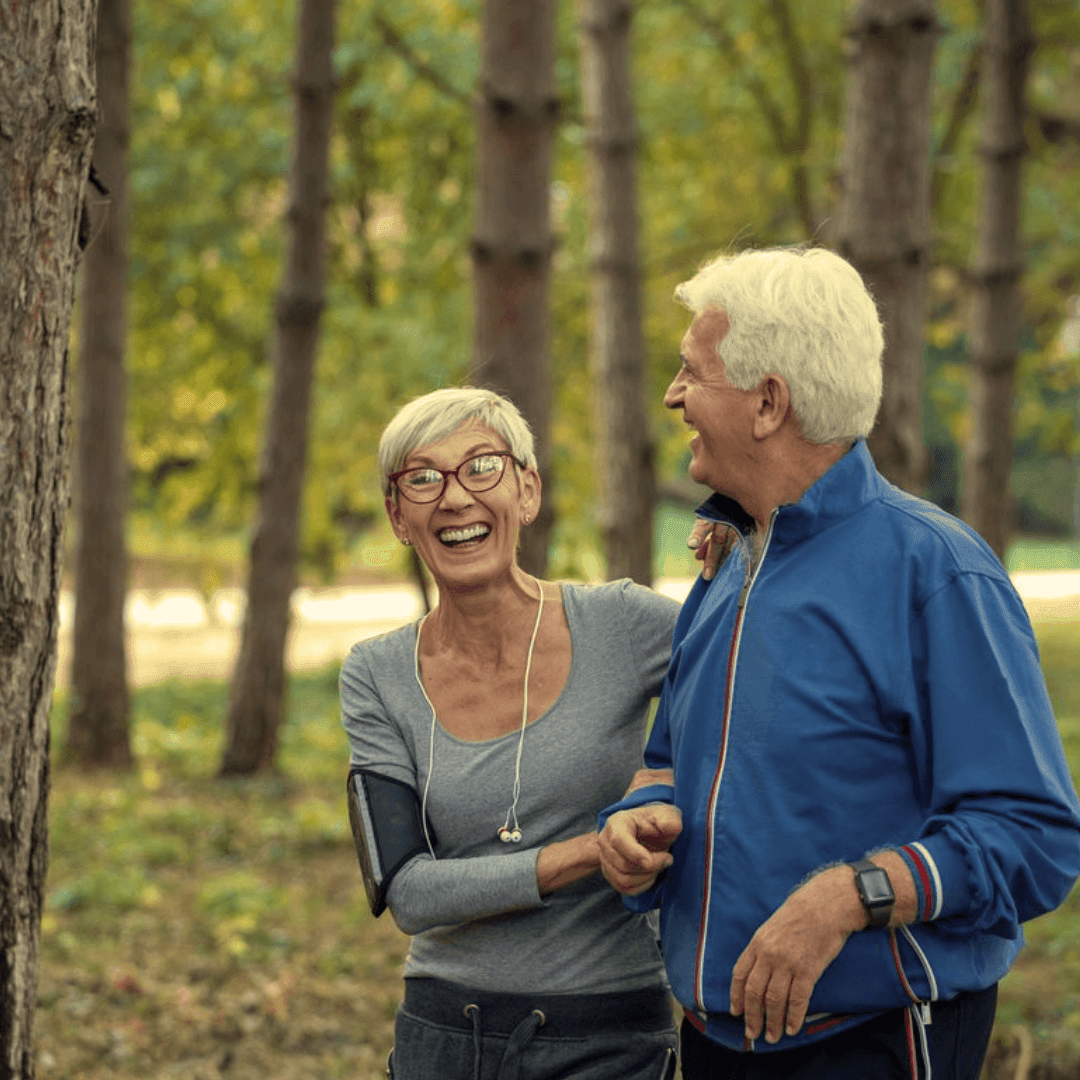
left=695, top=439, right=885, bottom=547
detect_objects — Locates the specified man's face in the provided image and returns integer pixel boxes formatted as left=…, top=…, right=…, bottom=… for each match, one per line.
left=664, top=308, right=757, bottom=498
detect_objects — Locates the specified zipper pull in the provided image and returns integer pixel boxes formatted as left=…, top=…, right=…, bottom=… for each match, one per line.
left=737, top=572, right=752, bottom=608
left=920, top=1001, right=932, bottom=1025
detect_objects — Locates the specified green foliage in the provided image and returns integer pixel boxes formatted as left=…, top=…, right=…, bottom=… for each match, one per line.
left=119, top=0, right=1080, bottom=584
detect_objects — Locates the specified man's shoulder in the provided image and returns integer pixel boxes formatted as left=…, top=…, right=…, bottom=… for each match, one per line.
left=859, top=487, right=1008, bottom=585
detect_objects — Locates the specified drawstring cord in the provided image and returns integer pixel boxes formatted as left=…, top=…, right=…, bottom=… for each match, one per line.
left=497, top=1010, right=547, bottom=1080
left=464, top=1004, right=482, bottom=1080
left=461, top=1004, right=547, bottom=1080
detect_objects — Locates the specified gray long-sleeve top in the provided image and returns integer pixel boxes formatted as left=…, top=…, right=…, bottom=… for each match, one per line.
left=340, top=579, right=680, bottom=994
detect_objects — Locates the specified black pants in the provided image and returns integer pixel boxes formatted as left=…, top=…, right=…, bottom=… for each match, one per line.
left=680, top=985, right=997, bottom=1080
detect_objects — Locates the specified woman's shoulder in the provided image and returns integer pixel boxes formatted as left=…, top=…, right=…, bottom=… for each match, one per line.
left=341, top=621, right=418, bottom=682
left=559, top=578, right=681, bottom=626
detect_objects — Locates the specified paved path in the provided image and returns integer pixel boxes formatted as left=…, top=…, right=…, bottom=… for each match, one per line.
left=53, top=573, right=1080, bottom=688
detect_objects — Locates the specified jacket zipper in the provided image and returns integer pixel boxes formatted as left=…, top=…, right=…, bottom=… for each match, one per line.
left=693, top=513, right=776, bottom=1014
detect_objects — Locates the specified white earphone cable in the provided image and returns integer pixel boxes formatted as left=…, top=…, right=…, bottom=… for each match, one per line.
left=415, top=580, right=545, bottom=852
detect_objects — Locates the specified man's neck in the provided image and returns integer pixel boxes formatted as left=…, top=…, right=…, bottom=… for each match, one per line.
left=742, top=437, right=853, bottom=530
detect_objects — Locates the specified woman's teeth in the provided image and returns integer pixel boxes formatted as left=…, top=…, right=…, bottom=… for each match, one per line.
left=439, top=524, right=491, bottom=546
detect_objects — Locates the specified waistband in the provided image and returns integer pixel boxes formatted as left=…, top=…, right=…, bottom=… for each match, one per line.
left=402, top=977, right=675, bottom=1038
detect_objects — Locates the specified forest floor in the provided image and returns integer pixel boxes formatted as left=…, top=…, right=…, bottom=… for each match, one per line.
left=34, top=579, right=1080, bottom=1080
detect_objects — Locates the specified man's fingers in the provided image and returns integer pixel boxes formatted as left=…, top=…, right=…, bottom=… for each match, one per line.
left=784, top=975, right=814, bottom=1037
left=728, top=948, right=752, bottom=1018
left=763, top=971, right=794, bottom=1044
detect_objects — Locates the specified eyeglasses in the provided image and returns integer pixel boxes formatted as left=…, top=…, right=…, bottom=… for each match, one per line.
left=389, top=451, right=523, bottom=505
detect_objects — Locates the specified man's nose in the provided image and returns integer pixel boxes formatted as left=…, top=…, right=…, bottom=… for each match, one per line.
left=663, top=375, right=684, bottom=410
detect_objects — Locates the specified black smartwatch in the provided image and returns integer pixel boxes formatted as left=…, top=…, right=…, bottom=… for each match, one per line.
left=851, top=857, right=894, bottom=929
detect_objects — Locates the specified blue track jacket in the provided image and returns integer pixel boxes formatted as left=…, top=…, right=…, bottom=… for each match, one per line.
left=600, top=440, right=1080, bottom=1052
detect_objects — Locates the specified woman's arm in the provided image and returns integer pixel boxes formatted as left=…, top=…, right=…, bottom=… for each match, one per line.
left=386, top=831, right=600, bottom=935
left=535, top=831, right=600, bottom=895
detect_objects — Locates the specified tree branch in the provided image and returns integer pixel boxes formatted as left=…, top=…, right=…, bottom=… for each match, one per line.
left=931, top=40, right=981, bottom=210
left=671, top=0, right=790, bottom=152
left=372, top=13, right=473, bottom=108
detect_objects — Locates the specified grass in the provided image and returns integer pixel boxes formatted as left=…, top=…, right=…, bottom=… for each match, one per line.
left=36, top=619, right=1080, bottom=1078
left=39, top=671, right=407, bottom=1080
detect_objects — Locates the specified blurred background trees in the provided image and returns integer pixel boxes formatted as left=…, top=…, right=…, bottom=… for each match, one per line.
left=108, top=0, right=1079, bottom=598
left=46, top=0, right=1080, bottom=773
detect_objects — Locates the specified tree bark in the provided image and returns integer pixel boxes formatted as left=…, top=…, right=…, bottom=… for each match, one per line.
left=578, top=0, right=654, bottom=584
left=470, top=0, right=558, bottom=578
left=0, top=0, right=97, bottom=1074
left=960, top=0, right=1032, bottom=560
left=69, top=0, right=133, bottom=769
left=835, top=0, right=941, bottom=494
left=220, top=0, right=335, bottom=776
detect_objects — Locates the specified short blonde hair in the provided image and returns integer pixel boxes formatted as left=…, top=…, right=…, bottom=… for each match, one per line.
left=378, top=387, right=537, bottom=498
left=676, top=246, right=884, bottom=444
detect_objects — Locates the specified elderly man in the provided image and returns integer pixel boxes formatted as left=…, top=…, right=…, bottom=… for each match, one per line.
left=598, top=246, right=1080, bottom=1079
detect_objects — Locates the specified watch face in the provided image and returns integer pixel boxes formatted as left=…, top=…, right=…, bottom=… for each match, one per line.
left=860, top=867, right=894, bottom=906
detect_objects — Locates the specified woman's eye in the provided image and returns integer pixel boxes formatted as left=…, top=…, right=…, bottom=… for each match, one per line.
left=406, top=469, right=443, bottom=487
left=467, top=455, right=501, bottom=476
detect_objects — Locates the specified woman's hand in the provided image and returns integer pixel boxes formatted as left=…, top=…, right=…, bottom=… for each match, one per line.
left=535, top=832, right=601, bottom=896
left=624, top=768, right=674, bottom=796
left=687, top=519, right=739, bottom=581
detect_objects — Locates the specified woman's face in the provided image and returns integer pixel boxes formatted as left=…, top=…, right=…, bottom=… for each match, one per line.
left=385, top=419, right=540, bottom=591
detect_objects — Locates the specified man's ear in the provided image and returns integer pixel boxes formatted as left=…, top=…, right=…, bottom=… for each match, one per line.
left=752, top=375, right=792, bottom=440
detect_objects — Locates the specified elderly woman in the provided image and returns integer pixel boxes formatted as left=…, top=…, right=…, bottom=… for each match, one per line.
left=341, top=387, right=681, bottom=1080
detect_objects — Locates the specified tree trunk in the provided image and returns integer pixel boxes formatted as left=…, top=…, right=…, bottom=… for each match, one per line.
left=470, top=0, right=558, bottom=578
left=0, top=0, right=97, bottom=1073
left=220, top=0, right=335, bottom=776
left=835, top=0, right=941, bottom=494
left=69, top=0, right=133, bottom=769
left=960, top=0, right=1032, bottom=560
left=578, top=0, right=654, bottom=584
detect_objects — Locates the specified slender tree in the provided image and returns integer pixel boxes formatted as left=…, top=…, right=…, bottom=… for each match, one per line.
left=220, top=0, right=336, bottom=775
left=470, top=0, right=559, bottom=577
left=834, top=0, right=941, bottom=494
left=69, top=0, right=133, bottom=769
left=0, top=0, right=98, bottom=1073
left=960, top=0, right=1033, bottom=559
left=578, top=0, right=654, bottom=584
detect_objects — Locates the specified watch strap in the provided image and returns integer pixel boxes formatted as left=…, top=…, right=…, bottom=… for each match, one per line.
left=851, top=857, right=894, bottom=930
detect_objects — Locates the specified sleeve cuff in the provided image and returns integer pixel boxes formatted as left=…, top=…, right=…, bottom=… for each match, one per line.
left=596, top=783, right=675, bottom=834
left=898, top=838, right=967, bottom=921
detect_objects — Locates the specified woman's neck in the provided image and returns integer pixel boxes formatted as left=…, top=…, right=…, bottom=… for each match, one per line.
left=422, top=567, right=544, bottom=665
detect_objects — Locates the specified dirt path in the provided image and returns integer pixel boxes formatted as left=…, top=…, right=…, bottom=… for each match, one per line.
left=53, top=578, right=1080, bottom=689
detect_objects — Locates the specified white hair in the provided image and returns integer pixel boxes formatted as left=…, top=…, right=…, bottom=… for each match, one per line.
left=378, top=387, right=537, bottom=497
left=675, top=247, right=884, bottom=444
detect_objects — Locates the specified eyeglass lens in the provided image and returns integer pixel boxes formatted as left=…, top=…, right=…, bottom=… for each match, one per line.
left=396, top=453, right=510, bottom=503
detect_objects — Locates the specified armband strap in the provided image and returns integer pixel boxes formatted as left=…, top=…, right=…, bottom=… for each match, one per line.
left=346, top=767, right=432, bottom=917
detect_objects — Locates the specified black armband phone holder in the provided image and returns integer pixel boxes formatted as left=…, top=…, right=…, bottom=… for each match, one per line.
left=346, top=767, right=432, bottom=917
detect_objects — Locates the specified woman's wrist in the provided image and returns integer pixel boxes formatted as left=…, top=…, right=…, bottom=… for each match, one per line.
left=536, top=832, right=601, bottom=896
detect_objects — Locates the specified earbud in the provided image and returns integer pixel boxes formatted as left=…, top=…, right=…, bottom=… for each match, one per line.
left=498, top=827, right=523, bottom=843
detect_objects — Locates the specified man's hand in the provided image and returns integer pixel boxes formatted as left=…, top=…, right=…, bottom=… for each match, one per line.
left=687, top=519, right=738, bottom=581
left=598, top=805, right=683, bottom=896
left=729, top=866, right=865, bottom=1044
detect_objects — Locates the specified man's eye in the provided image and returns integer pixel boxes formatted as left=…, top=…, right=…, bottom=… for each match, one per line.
left=467, top=455, right=502, bottom=476
left=405, top=469, right=443, bottom=487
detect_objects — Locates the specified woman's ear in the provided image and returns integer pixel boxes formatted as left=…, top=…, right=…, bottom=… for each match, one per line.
left=385, top=496, right=410, bottom=545
left=519, top=467, right=542, bottom=525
